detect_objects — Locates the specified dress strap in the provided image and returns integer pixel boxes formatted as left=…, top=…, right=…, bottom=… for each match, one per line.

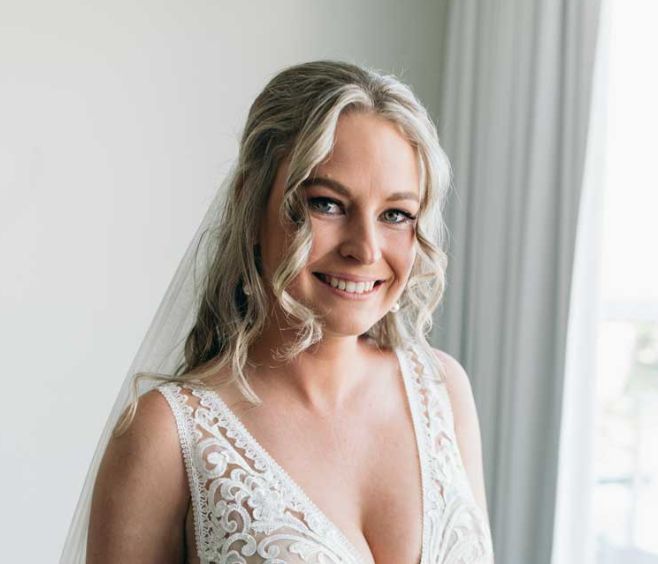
left=403, top=341, right=456, bottom=434
left=155, top=382, right=209, bottom=562
left=400, top=341, right=495, bottom=563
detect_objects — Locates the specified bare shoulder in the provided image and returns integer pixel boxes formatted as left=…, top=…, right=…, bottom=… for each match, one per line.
left=104, top=388, right=183, bottom=470
left=87, top=388, right=189, bottom=563
left=431, top=349, right=478, bottom=420
left=430, top=347, right=491, bottom=522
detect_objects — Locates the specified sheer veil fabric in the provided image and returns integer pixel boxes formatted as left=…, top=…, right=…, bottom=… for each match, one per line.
left=60, top=172, right=232, bottom=563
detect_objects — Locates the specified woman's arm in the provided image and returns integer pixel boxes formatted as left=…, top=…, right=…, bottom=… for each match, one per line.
left=87, top=389, right=189, bottom=563
left=432, top=348, right=491, bottom=525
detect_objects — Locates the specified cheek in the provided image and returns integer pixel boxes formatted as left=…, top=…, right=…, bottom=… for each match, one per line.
left=306, top=222, right=334, bottom=258
left=388, top=229, right=417, bottom=279
left=396, top=243, right=417, bottom=279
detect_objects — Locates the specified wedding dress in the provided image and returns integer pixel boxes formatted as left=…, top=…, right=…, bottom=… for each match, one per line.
left=156, top=339, right=495, bottom=563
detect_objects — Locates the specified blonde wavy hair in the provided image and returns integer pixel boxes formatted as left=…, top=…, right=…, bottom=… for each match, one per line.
left=115, top=59, right=452, bottom=435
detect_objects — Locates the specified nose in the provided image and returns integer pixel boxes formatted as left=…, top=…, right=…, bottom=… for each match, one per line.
left=338, top=211, right=382, bottom=264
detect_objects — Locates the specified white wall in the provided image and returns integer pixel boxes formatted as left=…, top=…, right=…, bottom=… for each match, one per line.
left=0, top=1, right=446, bottom=559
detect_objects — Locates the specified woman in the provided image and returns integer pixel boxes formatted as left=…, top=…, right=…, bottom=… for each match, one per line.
left=63, top=60, right=494, bottom=563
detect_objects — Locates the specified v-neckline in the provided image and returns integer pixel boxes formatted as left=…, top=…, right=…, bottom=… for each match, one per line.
left=192, top=343, right=428, bottom=564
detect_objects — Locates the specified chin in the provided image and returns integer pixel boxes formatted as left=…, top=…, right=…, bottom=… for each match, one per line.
left=318, top=313, right=380, bottom=337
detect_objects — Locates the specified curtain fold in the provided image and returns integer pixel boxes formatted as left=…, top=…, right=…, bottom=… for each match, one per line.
left=433, top=1, right=603, bottom=562
left=552, top=1, right=615, bottom=561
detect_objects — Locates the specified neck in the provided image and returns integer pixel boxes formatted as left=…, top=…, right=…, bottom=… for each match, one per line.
left=247, top=321, right=378, bottom=412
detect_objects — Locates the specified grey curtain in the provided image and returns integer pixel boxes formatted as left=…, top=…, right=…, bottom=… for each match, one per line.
left=432, top=1, right=603, bottom=563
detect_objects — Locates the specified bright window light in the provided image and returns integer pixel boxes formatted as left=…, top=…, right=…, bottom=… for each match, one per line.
left=593, top=0, right=658, bottom=561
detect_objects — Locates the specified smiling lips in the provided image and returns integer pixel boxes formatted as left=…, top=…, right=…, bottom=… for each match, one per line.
left=314, top=273, right=382, bottom=295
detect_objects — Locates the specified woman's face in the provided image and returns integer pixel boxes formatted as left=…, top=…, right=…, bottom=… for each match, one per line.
left=258, top=111, right=420, bottom=338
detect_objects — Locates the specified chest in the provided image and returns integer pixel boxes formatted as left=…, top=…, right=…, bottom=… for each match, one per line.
left=184, top=376, right=425, bottom=563
left=240, top=399, right=424, bottom=563
left=184, top=414, right=423, bottom=563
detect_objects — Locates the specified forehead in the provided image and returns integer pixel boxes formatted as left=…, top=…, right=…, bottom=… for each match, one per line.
left=311, top=112, right=420, bottom=197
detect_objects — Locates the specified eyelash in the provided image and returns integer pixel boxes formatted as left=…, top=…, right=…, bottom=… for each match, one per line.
left=307, top=197, right=418, bottom=225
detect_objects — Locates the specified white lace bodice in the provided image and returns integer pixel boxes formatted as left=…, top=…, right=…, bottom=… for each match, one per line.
left=156, top=342, right=494, bottom=563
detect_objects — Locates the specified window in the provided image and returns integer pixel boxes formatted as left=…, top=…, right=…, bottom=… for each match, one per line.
left=592, top=0, right=658, bottom=561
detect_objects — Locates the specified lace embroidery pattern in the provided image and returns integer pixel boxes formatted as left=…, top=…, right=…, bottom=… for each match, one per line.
left=157, top=341, right=494, bottom=563
left=158, top=382, right=361, bottom=563
left=400, top=344, right=495, bottom=563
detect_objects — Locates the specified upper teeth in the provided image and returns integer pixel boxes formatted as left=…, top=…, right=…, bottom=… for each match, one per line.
left=320, top=274, right=377, bottom=294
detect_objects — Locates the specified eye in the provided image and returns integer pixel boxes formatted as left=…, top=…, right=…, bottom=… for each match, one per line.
left=307, top=197, right=342, bottom=215
left=307, top=197, right=418, bottom=225
left=382, top=209, right=418, bottom=225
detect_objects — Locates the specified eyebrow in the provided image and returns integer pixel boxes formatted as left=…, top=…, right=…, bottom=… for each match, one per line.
left=300, top=176, right=419, bottom=203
